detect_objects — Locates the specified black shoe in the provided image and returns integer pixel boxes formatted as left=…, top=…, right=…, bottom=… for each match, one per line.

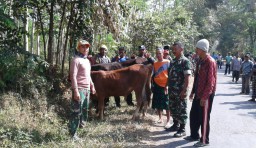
left=232, top=79, right=234, bottom=82
left=248, top=98, right=255, bottom=101
left=165, top=124, right=180, bottom=132
left=174, top=129, right=186, bottom=137
left=239, top=92, right=244, bottom=94
left=184, top=136, right=199, bottom=141
left=193, top=141, right=209, bottom=147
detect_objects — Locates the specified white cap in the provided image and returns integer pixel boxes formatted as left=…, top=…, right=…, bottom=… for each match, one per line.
left=196, top=39, right=209, bottom=52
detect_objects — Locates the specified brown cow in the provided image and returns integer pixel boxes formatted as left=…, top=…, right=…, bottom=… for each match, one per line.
left=91, top=64, right=152, bottom=120
left=91, top=57, right=151, bottom=107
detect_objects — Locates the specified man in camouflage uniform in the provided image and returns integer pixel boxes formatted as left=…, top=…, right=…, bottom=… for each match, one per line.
left=166, top=41, right=192, bottom=137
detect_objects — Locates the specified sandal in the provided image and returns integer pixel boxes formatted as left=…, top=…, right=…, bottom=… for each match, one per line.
left=193, top=142, right=209, bottom=147
left=164, top=121, right=171, bottom=128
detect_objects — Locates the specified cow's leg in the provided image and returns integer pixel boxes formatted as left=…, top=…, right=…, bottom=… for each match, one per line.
left=126, top=93, right=134, bottom=106
left=88, top=98, right=94, bottom=117
left=114, top=96, right=121, bottom=108
left=98, top=97, right=105, bottom=120
left=142, top=89, right=149, bottom=118
left=142, top=100, right=148, bottom=118
left=132, top=91, right=142, bottom=120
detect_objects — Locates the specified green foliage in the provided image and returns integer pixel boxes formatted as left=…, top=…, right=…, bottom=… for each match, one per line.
left=0, top=49, right=51, bottom=97
left=129, top=5, right=199, bottom=54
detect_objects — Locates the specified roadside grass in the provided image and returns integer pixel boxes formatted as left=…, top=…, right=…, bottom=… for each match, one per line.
left=0, top=92, right=156, bottom=147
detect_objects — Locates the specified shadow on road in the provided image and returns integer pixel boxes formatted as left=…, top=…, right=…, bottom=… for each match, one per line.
left=153, top=139, right=195, bottom=148
left=215, top=93, right=237, bottom=96
left=221, top=101, right=256, bottom=113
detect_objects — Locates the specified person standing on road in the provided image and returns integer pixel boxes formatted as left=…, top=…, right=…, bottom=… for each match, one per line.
left=151, top=47, right=171, bottom=128
left=224, top=52, right=232, bottom=75
left=185, top=39, right=217, bottom=147
left=217, top=53, right=222, bottom=69
left=69, top=39, right=96, bottom=140
left=240, top=54, right=253, bottom=95
left=249, top=62, right=256, bottom=101
left=165, top=41, right=192, bottom=138
left=231, top=55, right=242, bottom=83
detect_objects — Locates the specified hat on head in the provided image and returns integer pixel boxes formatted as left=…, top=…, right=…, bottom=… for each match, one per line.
left=99, top=44, right=108, bottom=51
left=163, top=45, right=170, bottom=50
left=196, top=39, right=209, bottom=52
left=139, top=45, right=146, bottom=50
left=77, top=39, right=90, bottom=50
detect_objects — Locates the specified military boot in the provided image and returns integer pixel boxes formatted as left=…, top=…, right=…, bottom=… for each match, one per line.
left=174, top=124, right=186, bottom=137
left=165, top=120, right=180, bottom=132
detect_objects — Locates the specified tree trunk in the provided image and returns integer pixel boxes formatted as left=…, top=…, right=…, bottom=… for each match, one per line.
left=37, top=5, right=47, bottom=60
left=56, top=0, right=67, bottom=65
left=37, top=35, right=40, bottom=55
left=24, top=7, right=29, bottom=51
left=31, top=12, right=35, bottom=53
left=62, top=4, right=75, bottom=76
left=47, top=1, right=54, bottom=65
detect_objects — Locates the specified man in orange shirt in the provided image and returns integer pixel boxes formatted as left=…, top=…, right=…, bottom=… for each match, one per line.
left=151, top=47, right=171, bottom=128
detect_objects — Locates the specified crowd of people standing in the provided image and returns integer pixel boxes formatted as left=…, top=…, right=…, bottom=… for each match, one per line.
left=212, top=51, right=256, bottom=99
left=69, top=38, right=234, bottom=147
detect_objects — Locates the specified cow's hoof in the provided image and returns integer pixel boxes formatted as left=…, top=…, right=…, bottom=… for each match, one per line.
left=142, top=114, right=147, bottom=120
left=142, top=113, right=147, bottom=117
left=132, top=116, right=140, bottom=121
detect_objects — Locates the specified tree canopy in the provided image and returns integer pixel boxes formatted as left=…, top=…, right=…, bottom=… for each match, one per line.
left=0, top=0, right=256, bottom=91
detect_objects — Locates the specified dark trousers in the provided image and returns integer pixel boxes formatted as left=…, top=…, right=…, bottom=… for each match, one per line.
left=189, top=93, right=214, bottom=144
left=225, top=64, right=231, bottom=74
left=241, top=75, right=250, bottom=94
left=103, top=93, right=133, bottom=108
left=217, top=61, right=222, bottom=69
left=232, top=70, right=240, bottom=82
left=114, top=93, right=134, bottom=107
